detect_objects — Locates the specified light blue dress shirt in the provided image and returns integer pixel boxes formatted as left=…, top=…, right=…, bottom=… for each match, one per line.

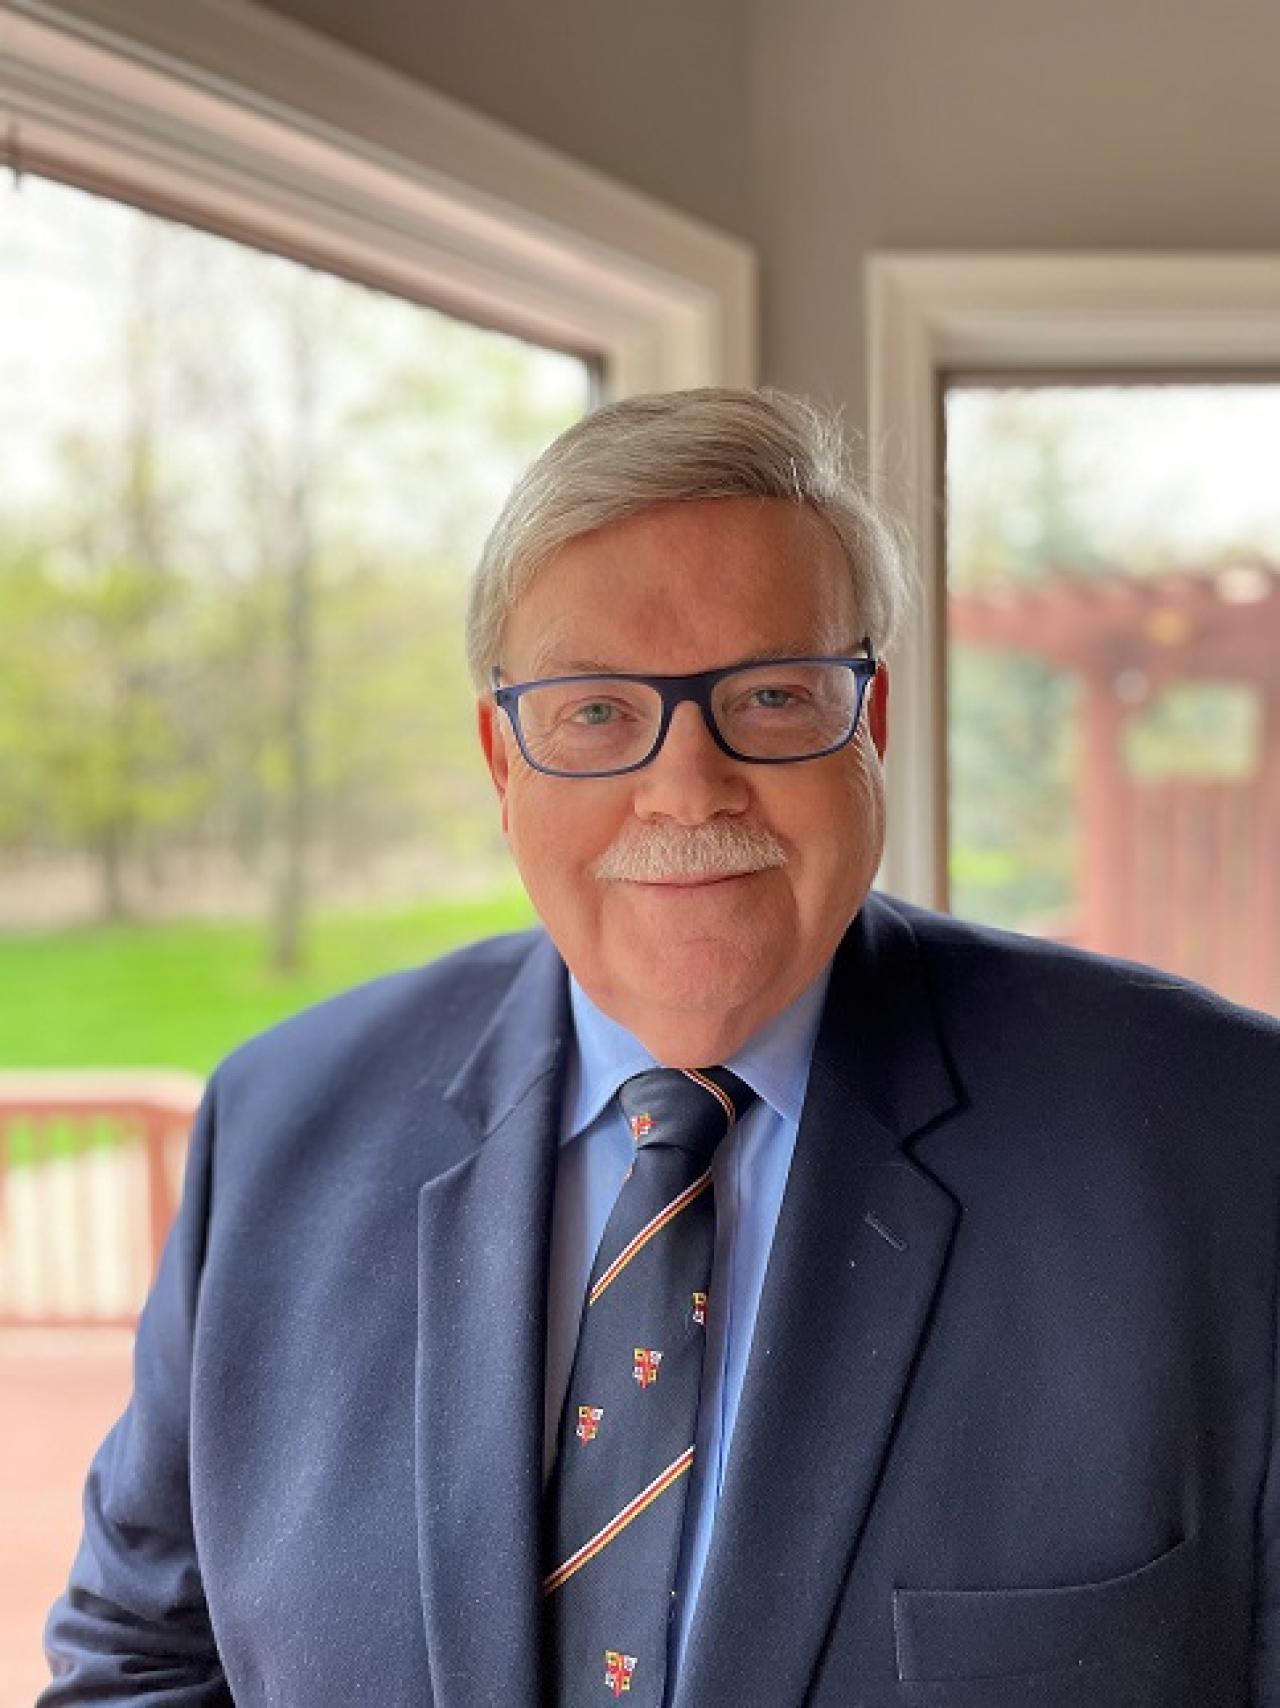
left=543, top=964, right=831, bottom=1697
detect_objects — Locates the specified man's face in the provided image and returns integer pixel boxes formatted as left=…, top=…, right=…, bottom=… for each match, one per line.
left=478, top=496, right=889, bottom=1066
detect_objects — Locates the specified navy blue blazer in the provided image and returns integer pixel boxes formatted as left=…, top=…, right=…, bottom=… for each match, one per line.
left=41, top=894, right=1280, bottom=1706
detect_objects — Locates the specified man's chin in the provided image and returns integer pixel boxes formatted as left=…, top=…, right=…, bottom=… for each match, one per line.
left=618, top=929, right=778, bottom=1016
left=609, top=966, right=783, bottom=1065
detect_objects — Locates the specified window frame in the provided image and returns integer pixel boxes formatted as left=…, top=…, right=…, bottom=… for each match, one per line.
left=2, top=0, right=756, bottom=395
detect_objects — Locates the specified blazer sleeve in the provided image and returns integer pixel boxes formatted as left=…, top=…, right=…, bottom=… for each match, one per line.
left=1254, top=1185, right=1280, bottom=1707
left=38, top=1074, right=231, bottom=1705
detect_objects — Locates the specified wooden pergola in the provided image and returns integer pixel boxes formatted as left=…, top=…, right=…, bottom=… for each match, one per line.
left=950, top=561, right=1280, bottom=1013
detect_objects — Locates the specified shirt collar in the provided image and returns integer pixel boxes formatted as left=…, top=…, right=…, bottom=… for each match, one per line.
left=562, top=960, right=833, bottom=1143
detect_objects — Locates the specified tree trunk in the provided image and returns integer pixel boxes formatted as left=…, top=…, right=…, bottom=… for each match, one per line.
left=97, top=821, right=130, bottom=922
left=269, top=288, right=319, bottom=976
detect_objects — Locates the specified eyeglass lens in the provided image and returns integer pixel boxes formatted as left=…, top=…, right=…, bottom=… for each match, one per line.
left=515, top=661, right=863, bottom=773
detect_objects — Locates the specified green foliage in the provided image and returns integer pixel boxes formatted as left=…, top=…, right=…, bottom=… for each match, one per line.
left=1125, top=681, right=1258, bottom=781
left=0, top=543, right=205, bottom=852
left=948, top=647, right=1077, bottom=929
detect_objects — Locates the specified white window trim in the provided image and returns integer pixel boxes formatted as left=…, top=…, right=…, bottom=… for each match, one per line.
left=1, top=0, right=756, bottom=394
left=867, top=252, right=1280, bottom=907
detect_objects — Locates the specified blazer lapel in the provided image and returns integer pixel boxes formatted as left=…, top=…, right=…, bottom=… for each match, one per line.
left=415, top=933, right=570, bottom=1708
left=674, top=897, right=963, bottom=1708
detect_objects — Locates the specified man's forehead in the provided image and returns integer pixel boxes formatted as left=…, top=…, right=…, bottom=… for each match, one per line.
left=498, top=499, right=859, bottom=678
left=523, top=635, right=848, bottom=678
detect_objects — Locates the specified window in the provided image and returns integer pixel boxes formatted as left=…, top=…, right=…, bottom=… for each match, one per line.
left=868, top=252, right=1280, bottom=1002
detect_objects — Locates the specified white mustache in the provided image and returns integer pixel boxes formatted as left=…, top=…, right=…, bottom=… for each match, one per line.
left=591, top=819, right=787, bottom=883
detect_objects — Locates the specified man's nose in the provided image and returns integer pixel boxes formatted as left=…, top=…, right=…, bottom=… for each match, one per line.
left=631, top=700, right=750, bottom=823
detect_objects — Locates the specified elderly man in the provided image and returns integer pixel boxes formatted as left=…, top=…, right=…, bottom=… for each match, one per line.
left=42, top=389, right=1280, bottom=1707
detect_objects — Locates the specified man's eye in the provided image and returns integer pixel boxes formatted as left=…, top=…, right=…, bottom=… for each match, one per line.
left=568, top=699, right=623, bottom=726
left=743, top=685, right=806, bottom=712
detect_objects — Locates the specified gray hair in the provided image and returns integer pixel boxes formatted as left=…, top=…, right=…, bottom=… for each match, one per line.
left=466, top=386, right=912, bottom=690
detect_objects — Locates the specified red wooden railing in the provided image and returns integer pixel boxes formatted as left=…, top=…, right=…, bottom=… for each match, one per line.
left=1069, top=775, right=1280, bottom=1014
left=0, top=1073, right=202, bottom=1328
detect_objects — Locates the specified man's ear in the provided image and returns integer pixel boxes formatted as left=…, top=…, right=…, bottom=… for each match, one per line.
left=868, top=664, right=889, bottom=760
left=477, top=698, right=511, bottom=831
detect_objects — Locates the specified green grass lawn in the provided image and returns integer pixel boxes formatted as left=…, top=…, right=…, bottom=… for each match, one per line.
left=0, top=889, right=538, bottom=1076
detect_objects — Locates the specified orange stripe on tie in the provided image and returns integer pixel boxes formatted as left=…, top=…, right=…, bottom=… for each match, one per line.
left=681, top=1068, right=737, bottom=1127
left=542, top=1447, right=696, bottom=1596
left=587, top=1172, right=712, bottom=1306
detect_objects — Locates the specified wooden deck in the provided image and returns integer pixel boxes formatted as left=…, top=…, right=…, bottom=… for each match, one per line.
left=0, top=1330, right=134, bottom=1707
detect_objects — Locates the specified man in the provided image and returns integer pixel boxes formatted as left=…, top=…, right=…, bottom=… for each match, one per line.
left=41, top=388, right=1280, bottom=1707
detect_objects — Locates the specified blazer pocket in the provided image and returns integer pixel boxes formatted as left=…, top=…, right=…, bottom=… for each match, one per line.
left=893, top=1534, right=1195, bottom=1684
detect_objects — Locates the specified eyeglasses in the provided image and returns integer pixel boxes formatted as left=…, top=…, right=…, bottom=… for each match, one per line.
left=490, top=644, right=879, bottom=779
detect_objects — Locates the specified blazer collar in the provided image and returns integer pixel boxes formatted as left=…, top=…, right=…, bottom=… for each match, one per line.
left=813, top=890, right=961, bottom=1142
left=441, top=928, right=572, bottom=1145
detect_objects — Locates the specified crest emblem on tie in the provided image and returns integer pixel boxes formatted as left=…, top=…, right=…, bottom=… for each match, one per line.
left=633, top=1347, right=663, bottom=1387
left=604, top=1651, right=637, bottom=1696
left=691, top=1290, right=708, bottom=1327
left=629, top=1111, right=654, bottom=1141
left=576, top=1404, right=604, bottom=1443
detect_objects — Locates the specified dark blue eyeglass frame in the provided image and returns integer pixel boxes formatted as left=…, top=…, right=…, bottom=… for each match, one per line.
left=490, top=640, right=879, bottom=779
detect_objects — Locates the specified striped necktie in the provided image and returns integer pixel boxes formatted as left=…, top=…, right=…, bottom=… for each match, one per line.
left=542, top=1065, right=755, bottom=1705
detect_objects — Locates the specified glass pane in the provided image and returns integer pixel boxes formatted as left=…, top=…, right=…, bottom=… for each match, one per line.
left=945, top=382, right=1280, bottom=1014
